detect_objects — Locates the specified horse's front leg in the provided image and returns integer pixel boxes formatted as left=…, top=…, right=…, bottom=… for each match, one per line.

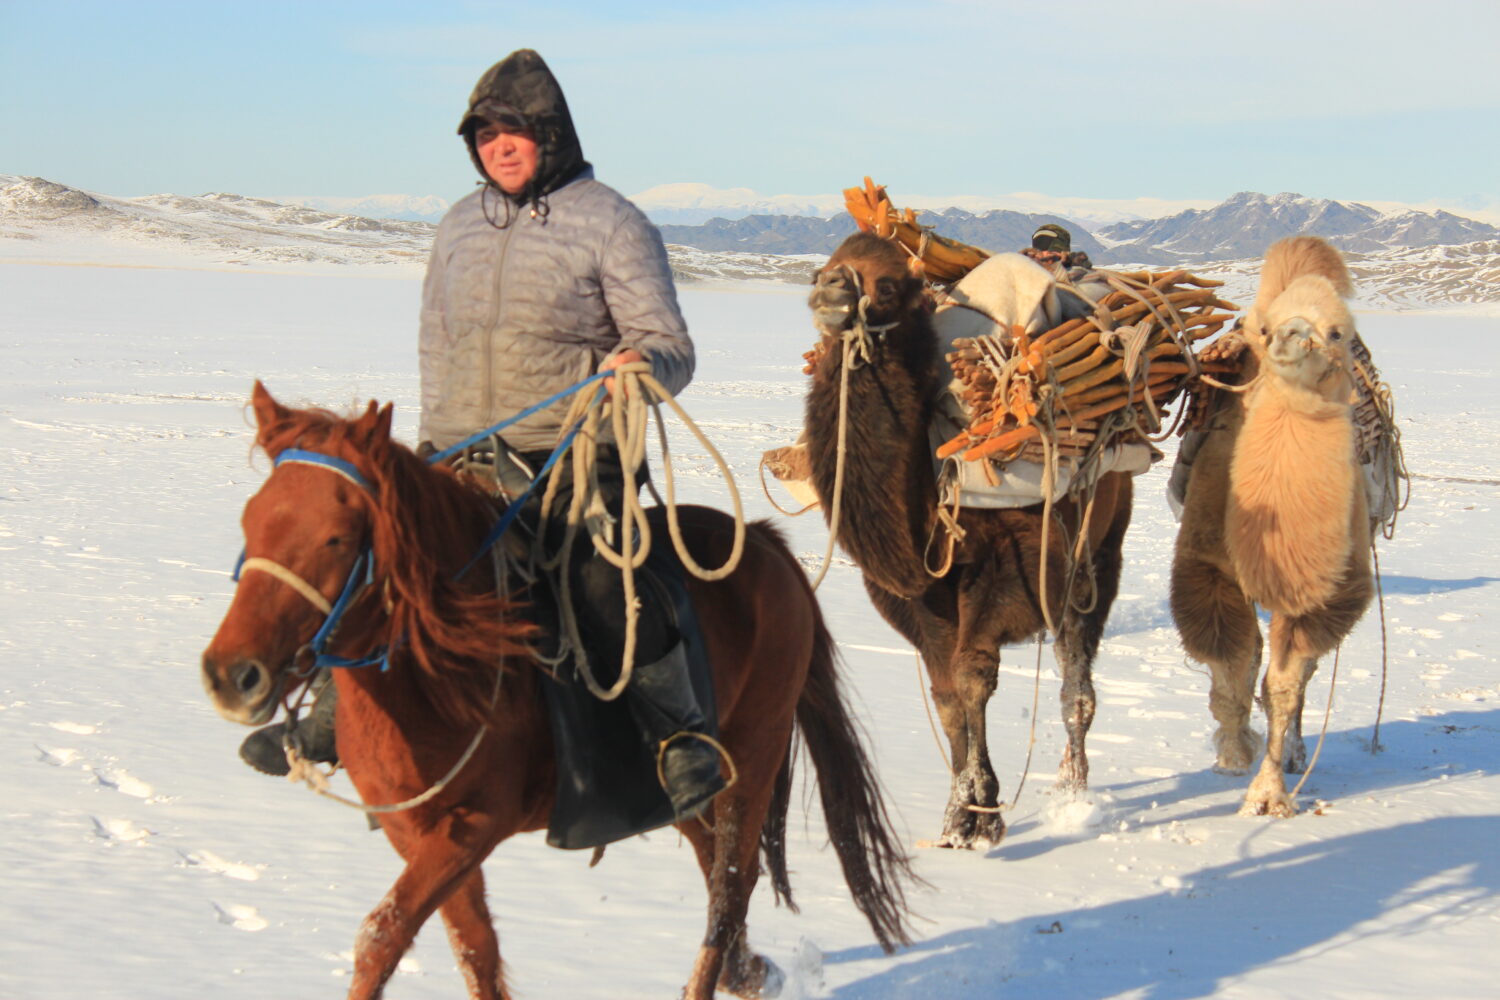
left=349, top=814, right=499, bottom=1000
left=438, top=867, right=509, bottom=1000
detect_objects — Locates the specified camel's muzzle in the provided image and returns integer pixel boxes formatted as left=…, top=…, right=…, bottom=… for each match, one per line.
left=809, top=269, right=859, bottom=332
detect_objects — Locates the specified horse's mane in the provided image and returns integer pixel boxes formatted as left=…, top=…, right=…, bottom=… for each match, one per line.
left=258, top=405, right=533, bottom=730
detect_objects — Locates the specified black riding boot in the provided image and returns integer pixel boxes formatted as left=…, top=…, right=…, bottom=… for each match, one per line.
left=626, top=640, right=726, bottom=819
left=238, top=671, right=339, bottom=776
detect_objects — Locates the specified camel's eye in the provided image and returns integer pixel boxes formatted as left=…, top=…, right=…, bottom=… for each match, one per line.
left=875, top=277, right=896, bottom=298
left=1329, top=329, right=1343, bottom=341
left=326, top=535, right=343, bottom=548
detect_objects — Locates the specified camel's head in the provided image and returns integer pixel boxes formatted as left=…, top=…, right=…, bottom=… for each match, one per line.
left=1245, top=237, right=1357, bottom=398
left=810, top=233, right=929, bottom=336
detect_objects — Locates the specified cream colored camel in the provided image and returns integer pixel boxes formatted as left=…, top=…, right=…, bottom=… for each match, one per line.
left=1171, top=236, right=1373, bottom=817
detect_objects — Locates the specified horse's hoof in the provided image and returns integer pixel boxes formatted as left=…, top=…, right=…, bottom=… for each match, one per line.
left=719, top=953, right=783, bottom=998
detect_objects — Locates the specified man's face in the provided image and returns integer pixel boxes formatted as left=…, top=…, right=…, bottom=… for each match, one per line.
left=475, top=120, right=540, bottom=195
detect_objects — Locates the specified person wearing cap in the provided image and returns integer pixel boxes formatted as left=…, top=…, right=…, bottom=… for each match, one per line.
left=1026, top=222, right=1094, bottom=276
left=1031, top=223, right=1072, bottom=254
left=240, top=49, right=723, bottom=822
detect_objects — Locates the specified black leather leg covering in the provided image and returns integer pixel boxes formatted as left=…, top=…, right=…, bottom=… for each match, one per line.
left=238, top=670, right=339, bottom=776
left=626, top=641, right=725, bottom=819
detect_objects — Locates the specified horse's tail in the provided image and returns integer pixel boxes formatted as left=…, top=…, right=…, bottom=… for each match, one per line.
left=759, top=732, right=796, bottom=911
left=792, top=604, right=919, bottom=952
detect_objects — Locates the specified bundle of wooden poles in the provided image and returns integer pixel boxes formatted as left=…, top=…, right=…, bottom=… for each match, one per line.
left=937, top=275, right=1242, bottom=463
left=843, top=177, right=988, bottom=283
left=841, top=176, right=1242, bottom=465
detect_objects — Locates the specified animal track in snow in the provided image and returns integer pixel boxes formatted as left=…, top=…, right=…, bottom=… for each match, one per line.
left=95, top=768, right=154, bottom=799
left=180, top=849, right=263, bottom=881
left=36, top=745, right=81, bottom=766
left=91, top=816, right=154, bottom=843
left=212, top=902, right=268, bottom=931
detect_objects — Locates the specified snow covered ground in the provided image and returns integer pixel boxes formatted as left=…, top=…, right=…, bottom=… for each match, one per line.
left=1, top=256, right=1497, bottom=999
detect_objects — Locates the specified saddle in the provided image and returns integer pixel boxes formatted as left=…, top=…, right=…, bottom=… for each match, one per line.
left=538, top=541, right=717, bottom=850
left=453, top=444, right=718, bottom=851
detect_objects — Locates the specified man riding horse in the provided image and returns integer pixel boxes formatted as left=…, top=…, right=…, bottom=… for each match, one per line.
left=239, top=48, right=724, bottom=821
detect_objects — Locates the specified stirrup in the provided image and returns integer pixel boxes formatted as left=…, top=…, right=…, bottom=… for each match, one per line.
left=655, top=731, right=735, bottom=820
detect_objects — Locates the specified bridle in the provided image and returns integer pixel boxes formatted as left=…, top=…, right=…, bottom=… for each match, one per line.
left=231, top=448, right=389, bottom=675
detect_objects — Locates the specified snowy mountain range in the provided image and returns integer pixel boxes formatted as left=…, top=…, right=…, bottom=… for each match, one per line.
left=3, top=174, right=1497, bottom=307
left=275, top=193, right=454, bottom=223
left=1099, top=191, right=1500, bottom=260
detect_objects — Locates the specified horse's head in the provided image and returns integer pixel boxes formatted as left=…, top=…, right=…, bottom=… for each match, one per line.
left=1245, top=237, right=1358, bottom=400
left=201, top=381, right=393, bottom=725
left=809, top=233, right=929, bottom=338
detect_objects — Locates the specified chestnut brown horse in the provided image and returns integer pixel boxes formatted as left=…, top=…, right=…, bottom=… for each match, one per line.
left=201, top=382, right=915, bottom=1000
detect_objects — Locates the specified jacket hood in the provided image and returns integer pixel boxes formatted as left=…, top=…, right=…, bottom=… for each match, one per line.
left=459, top=49, right=590, bottom=204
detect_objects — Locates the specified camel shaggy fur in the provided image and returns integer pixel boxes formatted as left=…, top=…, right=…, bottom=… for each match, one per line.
left=804, top=234, right=1133, bottom=848
left=1171, top=236, right=1373, bottom=817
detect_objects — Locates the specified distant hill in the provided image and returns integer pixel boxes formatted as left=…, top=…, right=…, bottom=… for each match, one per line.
left=1099, top=191, right=1500, bottom=260
left=658, top=191, right=1500, bottom=268
left=658, top=207, right=1109, bottom=260
left=3, top=175, right=1496, bottom=305
left=275, top=193, right=452, bottom=223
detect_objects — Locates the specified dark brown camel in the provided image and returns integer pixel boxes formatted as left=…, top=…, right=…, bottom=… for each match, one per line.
left=804, top=233, right=1134, bottom=849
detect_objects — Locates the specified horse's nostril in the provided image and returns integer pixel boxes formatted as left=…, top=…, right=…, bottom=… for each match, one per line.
left=236, top=663, right=263, bottom=695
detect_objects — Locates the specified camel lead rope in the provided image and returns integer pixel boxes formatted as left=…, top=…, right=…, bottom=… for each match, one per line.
left=1288, top=643, right=1340, bottom=802
left=1370, top=541, right=1389, bottom=754
left=808, top=330, right=861, bottom=591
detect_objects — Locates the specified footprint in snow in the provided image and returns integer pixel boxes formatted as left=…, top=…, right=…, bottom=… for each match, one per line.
left=212, top=902, right=268, bottom=932
left=91, top=816, right=154, bottom=843
left=95, top=768, right=155, bottom=799
left=180, top=849, right=263, bottom=881
left=36, top=745, right=81, bottom=766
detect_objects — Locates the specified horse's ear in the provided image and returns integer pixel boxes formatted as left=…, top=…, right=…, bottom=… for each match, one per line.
left=373, top=401, right=394, bottom=442
left=250, top=381, right=291, bottom=438
left=351, top=399, right=394, bottom=447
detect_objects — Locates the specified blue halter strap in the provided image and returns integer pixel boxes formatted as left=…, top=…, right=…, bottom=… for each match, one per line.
left=232, top=371, right=611, bottom=671
left=232, top=447, right=388, bottom=671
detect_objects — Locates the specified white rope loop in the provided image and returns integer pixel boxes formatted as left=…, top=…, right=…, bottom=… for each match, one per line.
left=239, top=557, right=334, bottom=615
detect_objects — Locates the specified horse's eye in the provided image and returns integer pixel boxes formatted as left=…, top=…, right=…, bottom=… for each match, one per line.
left=876, top=278, right=896, bottom=297
left=326, top=536, right=343, bottom=548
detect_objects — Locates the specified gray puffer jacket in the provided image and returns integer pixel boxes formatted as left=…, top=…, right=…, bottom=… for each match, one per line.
left=418, top=170, right=693, bottom=452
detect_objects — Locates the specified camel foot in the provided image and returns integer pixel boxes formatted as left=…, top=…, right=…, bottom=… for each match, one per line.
left=1239, top=774, right=1297, bottom=818
left=938, top=766, right=1004, bottom=849
left=936, top=805, right=979, bottom=850
left=934, top=804, right=1005, bottom=850
left=1283, top=735, right=1308, bottom=774
left=1056, top=747, right=1090, bottom=791
left=1213, top=726, right=1263, bottom=775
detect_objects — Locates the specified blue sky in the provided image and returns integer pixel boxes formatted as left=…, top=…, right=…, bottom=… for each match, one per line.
left=4, top=0, right=1498, bottom=212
